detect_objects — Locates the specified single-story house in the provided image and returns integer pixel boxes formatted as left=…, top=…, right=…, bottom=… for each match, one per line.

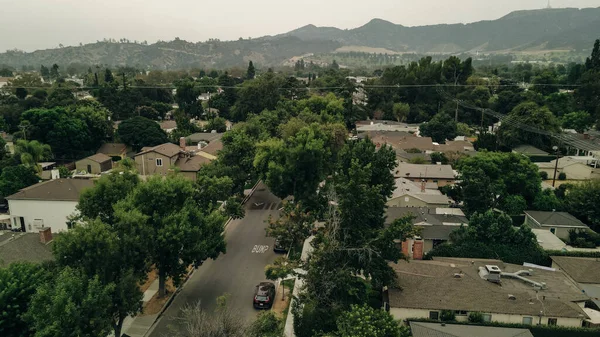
left=387, top=192, right=453, bottom=208
left=536, top=158, right=600, bottom=180
left=386, top=258, right=590, bottom=327
left=187, top=132, right=224, bottom=145
left=0, top=230, right=55, bottom=267
left=96, top=143, right=131, bottom=160
left=158, top=120, right=177, bottom=134
left=385, top=207, right=467, bottom=258
left=395, top=150, right=431, bottom=163
left=356, top=121, right=419, bottom=133
left=550, top=256, right=600, bottom=327
left=524, top=211, right=591, bottom=240
left=395, top=163, right=456, bottom=187
left=175, top=155, right=212, bottom=180
left=6, top=179, right=95, bottom=233
left=409, top=322, right=533, bottom=337
left=388, top=177, right=440, bottom=200
left=75, top=153, right=112, bottom=174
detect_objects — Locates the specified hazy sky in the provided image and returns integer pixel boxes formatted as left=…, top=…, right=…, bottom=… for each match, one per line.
left=2, top=0, right=599, bottom=51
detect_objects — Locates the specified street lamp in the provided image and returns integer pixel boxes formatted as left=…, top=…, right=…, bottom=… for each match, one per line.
left=552, top=146, right=560, bottom=187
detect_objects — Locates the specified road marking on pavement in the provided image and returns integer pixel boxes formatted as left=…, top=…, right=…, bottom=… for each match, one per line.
left=252, top=245, right=269, bottom=253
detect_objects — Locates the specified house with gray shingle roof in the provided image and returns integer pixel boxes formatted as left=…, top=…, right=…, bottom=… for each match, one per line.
left=410, top=322, right=533, bottom=337
left=524, top=210, right=590, bottom=240
left=387, top=258, right=590, bottom=328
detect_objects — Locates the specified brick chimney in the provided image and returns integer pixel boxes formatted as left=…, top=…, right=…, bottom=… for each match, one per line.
left=179, top=137, right=186, bottom=149
left=39, top=227, right=53, bottom=244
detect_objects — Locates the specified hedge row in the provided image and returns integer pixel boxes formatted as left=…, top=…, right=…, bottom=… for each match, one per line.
left=407, top=318, right=600, bottom=337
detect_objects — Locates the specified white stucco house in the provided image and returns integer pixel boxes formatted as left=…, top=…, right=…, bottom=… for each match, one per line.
left=6, top=179, right=95, bottom=233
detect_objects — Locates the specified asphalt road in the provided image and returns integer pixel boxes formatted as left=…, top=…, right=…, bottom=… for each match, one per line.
left=148, top=183, right=282, bottom=337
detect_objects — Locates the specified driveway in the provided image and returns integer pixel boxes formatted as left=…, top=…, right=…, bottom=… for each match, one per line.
left=147, top=183, right=282, bottom=337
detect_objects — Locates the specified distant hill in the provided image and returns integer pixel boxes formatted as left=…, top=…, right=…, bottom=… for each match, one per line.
left=0, top=7, right=598, bottom=69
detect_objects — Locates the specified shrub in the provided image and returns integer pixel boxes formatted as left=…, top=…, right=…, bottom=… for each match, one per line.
left=540, top=171, right=549, bottom=180
left=406, top=148, right=422, bottom=154
left=558, top=172, right=567, bottom=180
left=440, top=310, right=456, bottom=322
left=468, top=312, right=484, bottom=323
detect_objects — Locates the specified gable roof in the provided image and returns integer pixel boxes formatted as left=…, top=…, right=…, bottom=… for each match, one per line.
left=0, top=233, right=54, bottom=267
left=199, top=139, right=223, bottom=156
left=187, top=132, right=224, bottom=144
left=96, top=143, right=127, bottom=155
left=513, top=144, right=549, bottom=156
left=81, top=153, right=112, bottom=164
left=158, top=120, right=177, bottom=130
left=410, top=322, right=533, bottom=337
left=390, top=178, right=441, bottom=199
left=525, top=211, right=589, bottom=229
left=6, top=179, right=95, bottom=201
left=175, top=155, right=212, bottom=172
left=396, top=163, right=455, bottom=179
left=389, top=259, right=588, bottom=319
left=136, top=143, right=182, bottom=158
left=385, top=207, right=467, bottom=241
left=550, top=256, right=600, bottom=284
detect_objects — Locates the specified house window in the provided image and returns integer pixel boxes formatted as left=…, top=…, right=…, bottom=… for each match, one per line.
left=548, top=318, right=557, bottom=326
left=429, top=311, right=439, bottom=320
left=550, top=228, right=556, bottom=234
left=156, top=158, right=163, bottom=167
left=454, top=310, right=468, bottom=316
left=522, top=317, right=533, bottom=325
left=482, top=314, right=492, bottom=322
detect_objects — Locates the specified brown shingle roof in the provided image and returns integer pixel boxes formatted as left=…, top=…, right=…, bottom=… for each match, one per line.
left=6, top=179, right=95, bottom=201
left=175, top=155, right=212, bottom=172
left=550, top=256, right=600, bottom=284
left=96, top=143, right=127, bottom=155
left=137, top=143, right=182, bottom=158
left=389, top=259, right=588, bottom=319
left=200, top=140, right=223, bottom=156
left=83, top=153, right=112, bottom=164
left=158, top=120, right=177, bottom=130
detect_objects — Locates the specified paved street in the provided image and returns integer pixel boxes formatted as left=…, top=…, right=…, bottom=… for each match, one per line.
left=147, top=183, right=282, bottom=337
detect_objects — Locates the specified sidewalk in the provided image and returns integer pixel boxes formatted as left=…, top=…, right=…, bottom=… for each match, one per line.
left=118, top=279, right=160, bottom=337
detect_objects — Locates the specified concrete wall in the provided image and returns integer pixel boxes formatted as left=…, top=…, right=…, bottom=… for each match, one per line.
left=389, top=307, right=582, bottom=327
left=135, top=152, right=177, bottom=176
left=75, top=159, right=112, bottom=174
left=8, top=199, right=79, bottom=233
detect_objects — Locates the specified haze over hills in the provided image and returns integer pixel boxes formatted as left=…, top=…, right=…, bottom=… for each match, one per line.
left=0, top=7, right=598, bottom=69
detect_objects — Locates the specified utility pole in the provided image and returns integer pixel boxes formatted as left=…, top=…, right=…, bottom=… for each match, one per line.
left=552, top=146, right=560, bottom=187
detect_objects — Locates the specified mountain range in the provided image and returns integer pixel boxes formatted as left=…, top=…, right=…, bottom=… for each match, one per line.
left=0, top=7, right=598, bottom=69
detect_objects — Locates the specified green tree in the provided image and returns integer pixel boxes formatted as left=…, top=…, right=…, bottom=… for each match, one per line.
left=14, top=140, right=52, bottom=172
left=116, top=116, right=169, bottom=151
left=336, top=305, right=403, bottom=337
left=0, top=165, right=39, bottom=200
left=456, top=152, right=541, bottom=215
left=27, top=267, right=114, bottom=337
left=265, top=257, right=296, bottom=300
left=561, top=111, right=593, bottom=134
left=456, top=122, right=472, bottom=136
left=419, top=113, right=457, bottom=143
left=50, top=64, right=60, bottom=80
left=205, top=117, right=227, bottom=132
left=564, top=180, right=600, bottom=231
left=40, top=65, right=50, bottom=81
left=116, top=175, right=226, bottom=296
left=450, top=210, right=536, bottom=248
left=104, top=69, right=114, bottom=83
left=247, top=61, right=256, bottom=80
left=52, top=219, right=147, bottom=337
left=15, top=88, right=27, bottom=100
left=497, top=102, right=560, bottom=149
left=77, top=170, right=140, bottom=224
left=58, top=166, right=72, bottom=178
left=135, top=105, right=161, bottom=120
left=231, top=72, right=283, bottom=122
left=392, top=102, right=410, bottom=122
left=247, top=312, right=283, bottom=337
left=533, top=188, right=563, bottom=212
left=0, top=262, right=51, bottom=337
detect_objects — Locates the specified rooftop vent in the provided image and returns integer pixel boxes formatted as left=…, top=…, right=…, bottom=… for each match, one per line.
left=453, top=273, right=463, bottom=278
left=508, top=294, right=516, bottom=300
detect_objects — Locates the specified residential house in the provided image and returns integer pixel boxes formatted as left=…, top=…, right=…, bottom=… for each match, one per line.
left=6, top=179, right=95, bottom=233
left=395, top=150, right=431, bottom=163
left=395, top=163, right=456, bottom=187
left=550, top=256, right=600, bottom=327
left=1, top=131, right=15, bottom=154
left=356, top=120, right=420, bottom=133
left=386, top=258, right=590, bottom=327
left=513, top=145, right=549, bottom=156
left=96, top=143, right=131, bottom=160
left=385, top=207, right=467, bottom=258
left=386, top=178, right=450, bottom=208
left=409, top=322, right=533, bottom=337
left=536, top=157, right=600, bottom=180
left=187, top=132, right=224, bottom=145
left=0, top=230, right=55, bottom=267
left=158, top=120, right=177, bottom=134
left=524, top=211, right=591, bottom=240
left=75, top=153, right=112, bottom=174
left=134, top=143, right=182, bottom=176
left=134, top=139, right=215, bottom=180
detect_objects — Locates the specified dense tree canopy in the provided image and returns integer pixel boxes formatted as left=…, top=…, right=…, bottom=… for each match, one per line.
left=116, top=116, right=169, bottom=151
left=419, top=113, right=457, bottom=143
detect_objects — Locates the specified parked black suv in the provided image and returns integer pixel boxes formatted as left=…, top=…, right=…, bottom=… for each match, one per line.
left=253, top=282, right=276, bottom=309
left=273, top=238, right=287, bottom=253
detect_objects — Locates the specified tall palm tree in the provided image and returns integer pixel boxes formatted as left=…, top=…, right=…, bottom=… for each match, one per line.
left=15, top=140, right=52, bottom=172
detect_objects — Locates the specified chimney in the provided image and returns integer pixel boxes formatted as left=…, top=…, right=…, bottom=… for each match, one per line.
left=39, top=227, right=53, bottom=244
left=583, top=133, right=590, bottom=139
left=421, top=179, right=426, bottom=193
left=179, top=137, right=186, bottom=149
